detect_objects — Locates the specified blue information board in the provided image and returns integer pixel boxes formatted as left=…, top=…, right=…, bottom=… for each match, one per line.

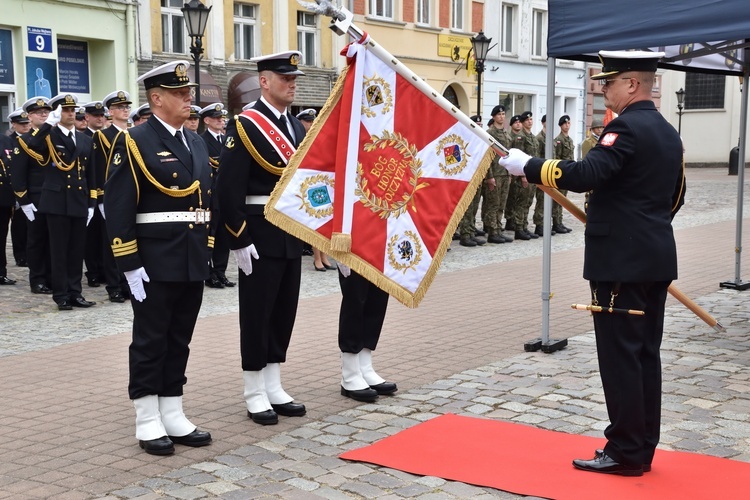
left=58, top=39, right=89, bottom=93
left=0, top=29, right=14, bottom=85
left=27, top=26, right=53, bottom=54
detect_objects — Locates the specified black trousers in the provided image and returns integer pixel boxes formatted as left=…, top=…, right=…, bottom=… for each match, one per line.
left=338, top=270, right=389, bottom=353
left=84, top=210, right=103, bottom=281
left=10, top=207, right=26, bottom=264
left=238, top=255, right=300, bottom=371
left=209, top=217, right=230, bottom=277
left=0, top=206, right=11, bottom=276
left=46, top=214, right=86, bottom=303
left=26, top=212, right=50, bottom=287
left=592, top=280, right=670, bottom=467
left=128, top=280, right=203, bottom=399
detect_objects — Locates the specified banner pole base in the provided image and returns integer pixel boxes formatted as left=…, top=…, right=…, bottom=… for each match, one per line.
left=719, top=280, right=750, bottom=291
left=541, top=338, right=568, bottom=354
left=523, top=338, right=543, bottom=352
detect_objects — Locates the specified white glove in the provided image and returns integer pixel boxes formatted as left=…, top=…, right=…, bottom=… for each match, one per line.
left=86, top=207, right=94, bottom=226
left=98, top=203, right=105, bottom=219
left=21, top=203, right=37, bottom=222
left=337, top=262, right=351, bottom=278
left=124, top=267, right=150, bottom=302
left=233, top=244, right=259, bottom=276
left=497, top=148, right=532, bottom=177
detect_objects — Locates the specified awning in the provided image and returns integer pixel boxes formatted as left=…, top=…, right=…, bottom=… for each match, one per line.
left=188, top=69, right=223, bottom=107
left=228, top=71, right=261, bottom=113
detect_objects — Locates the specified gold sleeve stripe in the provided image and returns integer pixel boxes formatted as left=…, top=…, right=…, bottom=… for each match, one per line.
left=89, top=190, right=98, bottom=199
left=209, top=157, right=219, bottom=168
left=96, top=188, right=105, bottom=196
left=14, top=190, right=27, bottom=199
left=207, top=236, right=215, bottom=249
left=111, top=238, right=138, bottom=257
left=540, top=159, right=563, bottom=189
left=225, top=221, right=246, bottom=238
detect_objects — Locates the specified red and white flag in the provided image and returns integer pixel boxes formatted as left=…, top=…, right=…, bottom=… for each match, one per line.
left=267, top=38, right=494, bottom=307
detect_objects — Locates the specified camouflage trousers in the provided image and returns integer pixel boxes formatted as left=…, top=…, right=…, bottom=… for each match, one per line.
left=506, top=177, right=535, bottom=231
left=532, top=188, right=569, bottom=226
left=481, top=175, right=511, bottom=235
left=458, top=186, right=482, bottom=237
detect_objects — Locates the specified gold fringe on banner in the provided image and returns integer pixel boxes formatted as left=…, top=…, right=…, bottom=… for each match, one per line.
left=330, top=232, right=352, bottom=253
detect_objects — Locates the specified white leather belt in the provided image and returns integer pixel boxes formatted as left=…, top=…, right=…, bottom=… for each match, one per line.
left=135, top=210, right=211, bottom=224
left=245, top=195, right=270, bottom=205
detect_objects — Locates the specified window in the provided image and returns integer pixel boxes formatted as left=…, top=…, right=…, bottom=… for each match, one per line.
left=501, top=4, right=517, bottom=54
left=532, top=9, right=547, bottom=58
left=685, top=73, right=725, bottom=110
left=234, top=3, right=258, bottom=60
left=369, top=0, right=393, bottom=19
left=417, top=0, right=430, bottom=25
left=297, top=11, right=318, bottom=66
left=451, top=0, right=463, bottom=30
left=161, top=0, right=187, bottom=54
left=497, top=92, right=532, bottom=117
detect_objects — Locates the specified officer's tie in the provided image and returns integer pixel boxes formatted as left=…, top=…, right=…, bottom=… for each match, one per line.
left=174, top=130, right=190, bottom=152
left=279, top=114, right=295, bottom=143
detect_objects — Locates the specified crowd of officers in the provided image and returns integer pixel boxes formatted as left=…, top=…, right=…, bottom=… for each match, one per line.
left=457, top=104, right=593, bottom=247
left=0, top=91, right=238, bottom=307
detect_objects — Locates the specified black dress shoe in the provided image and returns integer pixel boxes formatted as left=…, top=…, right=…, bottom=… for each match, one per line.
left=205, top=276, right=224, bottom=288
left=139, top=436, right=175, bottom=455
left=109, top=291, right=126, bottom=303
left=573, top=451, right=643, bottom=476
left=169, top=429, right=212, bottom=447
left=87, top=278, right=101, bottom=287
left=31, top=284, right=53, bottom=294
left=271, top=402, right=307, bottom=417
left=71, top=297, right=96, bottom=308
left=301, top=248, right=314, bottom=256
left=247, top=409, right=278, bottom=425
left=0, top=276, right=16, bottom=285
left=15, top=259, right=28, bottom=267
left=341, top=386, right=379, bottom=402
left=217, top=275, right=236, bottom=287
left=594, top=448, right=651, bottom=472
left=369, top=382, right=398, bottom=395
left=57, top=300, right=73, bottom=311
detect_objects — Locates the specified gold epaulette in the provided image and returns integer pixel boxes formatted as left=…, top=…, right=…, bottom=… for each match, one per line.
left=539, top=159, right=563, bottom=189
left=235, top=118, right=285, bottom=176
left=111, top=238, right=137, bottom=257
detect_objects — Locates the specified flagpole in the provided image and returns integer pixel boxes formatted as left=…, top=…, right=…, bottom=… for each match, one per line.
left=307, top=0, right=724, bottom=333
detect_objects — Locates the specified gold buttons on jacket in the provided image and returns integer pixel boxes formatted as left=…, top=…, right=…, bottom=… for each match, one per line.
left=172, top=172, right=178, bottom=178
left=188, top=224, right=194, bottom=229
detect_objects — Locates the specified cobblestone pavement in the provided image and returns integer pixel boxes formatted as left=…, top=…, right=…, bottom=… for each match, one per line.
left=102, top=288, right=750, bottom=500
left=1, top=168, right=750, bottom=499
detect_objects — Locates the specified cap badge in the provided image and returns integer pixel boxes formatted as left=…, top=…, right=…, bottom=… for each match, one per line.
left=36, top=98, right=45, bottom=107
left=117, top=91, right=125, bottom=99
left=290, top=54, right=300, bottom=65
left=175, top=63, right=188, bottom=81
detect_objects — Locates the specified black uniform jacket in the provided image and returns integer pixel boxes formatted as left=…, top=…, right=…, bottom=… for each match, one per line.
left=0, top=135, right=14, bottom=207
left=103, top=115, right=214, bottom=282
left=216, top=100, right=305, bottom=258
left=18, top=123, right=95, bottom=218
left=92, top=125, right=125, bottom=202
left=200, top=130, right=222, bottom=212
left=524, top=100, right=686, bottom=283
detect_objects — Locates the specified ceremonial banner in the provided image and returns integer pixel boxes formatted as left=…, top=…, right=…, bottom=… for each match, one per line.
left=267, top=38, right=494, bottom=307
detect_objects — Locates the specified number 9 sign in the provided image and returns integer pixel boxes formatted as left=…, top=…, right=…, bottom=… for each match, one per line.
left=27, top=26, right=52, bottom=54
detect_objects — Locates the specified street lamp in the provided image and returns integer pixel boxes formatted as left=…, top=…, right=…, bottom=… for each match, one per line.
left=182, top=0, right=212, bottom=106
left=471, top=31, right=491, bottom=118
left=675, top=87, right=686, bottom=136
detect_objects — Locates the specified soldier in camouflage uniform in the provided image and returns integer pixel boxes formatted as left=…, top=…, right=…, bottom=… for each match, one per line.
left=504, top=115, right=527, bottom=239
left=508, top=111, right=539, bottom=240
left=532, top=115, right=552, bottom=236
left=482, top=105, right=513, bottom=243
left=580, top=117, right=604, bottom=159
left=458, top=114, right=487, bottom=247
left=551, top=115, right=575, bottom=233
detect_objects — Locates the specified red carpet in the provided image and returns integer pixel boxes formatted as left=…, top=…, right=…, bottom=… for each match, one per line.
left=341, top=414, right=750, bottom=499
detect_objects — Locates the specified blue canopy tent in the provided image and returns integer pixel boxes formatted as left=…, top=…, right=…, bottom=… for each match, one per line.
left=532, top=0, right=750, bottom=350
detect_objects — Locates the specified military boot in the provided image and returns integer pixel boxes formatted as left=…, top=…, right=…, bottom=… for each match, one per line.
left=459, top=235, right=477, bottom=247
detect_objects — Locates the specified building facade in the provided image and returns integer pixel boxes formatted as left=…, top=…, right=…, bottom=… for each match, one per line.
left=0, top=0, right=136, bottom=134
